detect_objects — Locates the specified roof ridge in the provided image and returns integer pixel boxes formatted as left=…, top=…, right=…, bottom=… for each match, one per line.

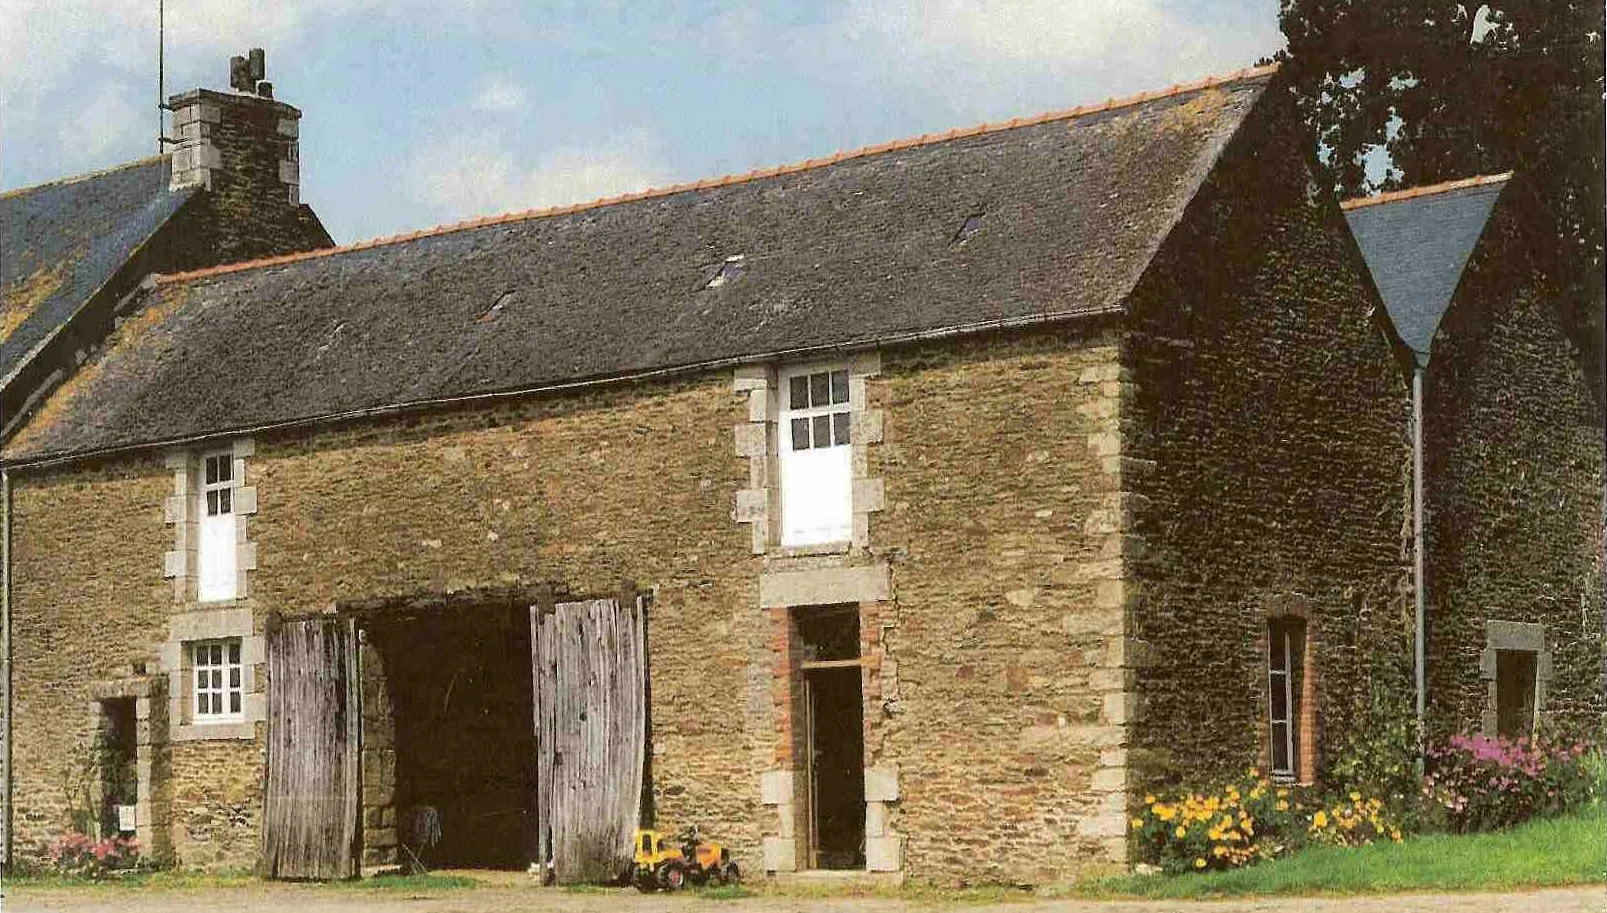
left=154, top=62, right=1280, bottom=287
left=0, top=154, right=171, bottom=202
left=1339, top=172, right=1513, bottom=211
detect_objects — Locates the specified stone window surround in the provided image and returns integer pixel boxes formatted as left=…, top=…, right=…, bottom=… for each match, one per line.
left=164, top=439, right=259, bottom=603
left=1480, top=620, right=1552, bottom=736
left=732, top=351, right=885, bottom=555
left=158, top=607, right=266, bottom=742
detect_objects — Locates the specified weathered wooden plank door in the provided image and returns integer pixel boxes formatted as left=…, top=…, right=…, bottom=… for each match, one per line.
left=262, top=615, right=361, bottom=880
left=532, top=596, right=648, bottom=884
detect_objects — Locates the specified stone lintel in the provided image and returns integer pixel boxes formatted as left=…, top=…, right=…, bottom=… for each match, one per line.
left=760, top=564, right=889, bottom=608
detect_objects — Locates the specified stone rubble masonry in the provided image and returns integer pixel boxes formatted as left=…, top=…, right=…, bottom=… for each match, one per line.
left=1421, top=190, right=1605, bottom=739
left=170, top=89, right=301, bottom=206
left=7, top=324, right=1133, bottom=882
left=1120, top=85, right=1414, bottom=793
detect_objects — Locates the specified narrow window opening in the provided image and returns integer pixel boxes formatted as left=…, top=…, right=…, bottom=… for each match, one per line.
left=1267, top=619, right=1305, bottom=781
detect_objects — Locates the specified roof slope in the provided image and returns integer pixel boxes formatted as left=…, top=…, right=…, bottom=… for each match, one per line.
left=0, top=157, right=198, bottom=385
left=1342, top=174, right=1509, bottom=365
left=7, top=69, right=1273, bottom=462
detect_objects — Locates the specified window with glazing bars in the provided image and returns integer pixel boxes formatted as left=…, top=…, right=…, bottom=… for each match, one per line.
left=192, top=638, right=243, bottom=721
left=1267, top=620, right=1304, bottom=780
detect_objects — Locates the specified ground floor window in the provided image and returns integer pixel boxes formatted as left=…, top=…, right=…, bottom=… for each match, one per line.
left=191, top=638, right=244, bottom=722
left=1267, top=619, right=1305, bottom=781
left=1495, top=649, right=1538, bottom=738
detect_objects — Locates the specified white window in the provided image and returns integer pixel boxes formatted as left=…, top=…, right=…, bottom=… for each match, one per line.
left=779, top=366, right=852, bottom=546
left=197, top=452, right=238, bottom=602
left=1268, top=620, right=1305, bottom=781
left=191, top=638, right=244, bottom=722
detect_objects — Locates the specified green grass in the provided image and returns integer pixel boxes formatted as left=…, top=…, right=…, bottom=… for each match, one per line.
left=1075, top=809, right=1607, bottom=899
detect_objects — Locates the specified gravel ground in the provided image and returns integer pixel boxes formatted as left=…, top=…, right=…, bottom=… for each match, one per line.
left=2, top=882, right=1602, bottom=913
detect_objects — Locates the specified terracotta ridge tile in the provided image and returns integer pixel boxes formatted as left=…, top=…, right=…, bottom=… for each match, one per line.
left=1339, top=172, right=1514, bottom=211
left=153, top=62, right=1279, bottom=287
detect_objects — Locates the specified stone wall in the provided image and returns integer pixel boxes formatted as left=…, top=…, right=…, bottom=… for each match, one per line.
left=1422, top=191, right=1605, bottom=739
left=1120, top=87, right=1413, bottom=792
left=7, top=327, right=1130, bottom=881
left=869, top=327, right=1130, bottom=883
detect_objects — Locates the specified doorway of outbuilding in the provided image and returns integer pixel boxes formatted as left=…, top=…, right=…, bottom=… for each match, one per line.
left=97, top=698, right=138, bottom=840
left=794, top=604, right=866, bottom=870
left=366, top=601, right=535, bottom=869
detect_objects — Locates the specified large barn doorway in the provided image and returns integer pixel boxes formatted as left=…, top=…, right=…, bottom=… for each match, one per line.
left=795, top=605, right=865, bottom=870
left=368, top=602, right=536, bottom=870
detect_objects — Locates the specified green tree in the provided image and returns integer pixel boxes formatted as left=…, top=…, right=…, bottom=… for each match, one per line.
left=1277, top=1, right=1604, bottom=376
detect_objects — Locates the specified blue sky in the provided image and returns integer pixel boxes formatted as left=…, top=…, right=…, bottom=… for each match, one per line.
left=2, top=1, right=1284, bottom=243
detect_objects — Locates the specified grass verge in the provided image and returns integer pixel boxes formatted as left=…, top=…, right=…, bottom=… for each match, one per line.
left=1073, top=809, right=1607, bottom=899
left=2, top=870, right=477, bottom=892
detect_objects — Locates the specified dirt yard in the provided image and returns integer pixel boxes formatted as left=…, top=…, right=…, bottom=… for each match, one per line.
left=2, top=881, right=1602, bottom=913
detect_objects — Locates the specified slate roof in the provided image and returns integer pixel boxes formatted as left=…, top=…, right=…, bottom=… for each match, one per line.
left=5, top=66, right=1276, bottom=463
left=1342, top=174, right=1510, bottom=366
left=0, top=157, right=198, bottom=386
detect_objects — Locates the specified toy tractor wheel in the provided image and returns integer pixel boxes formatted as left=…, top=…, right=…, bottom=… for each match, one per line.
left=723, top=861, right=741, bottom=884
left=657, top=860, right=688, bottom=892
left=634, top=867, right=658, bottom=893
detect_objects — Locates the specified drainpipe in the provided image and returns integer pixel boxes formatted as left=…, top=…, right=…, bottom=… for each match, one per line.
left=1412, top=366, right=1427, bottom=768
left=2, top=466, right=11, bottom=869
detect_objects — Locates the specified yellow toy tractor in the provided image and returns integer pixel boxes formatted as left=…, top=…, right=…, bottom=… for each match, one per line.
left=632, top=825, right=740, bottom=892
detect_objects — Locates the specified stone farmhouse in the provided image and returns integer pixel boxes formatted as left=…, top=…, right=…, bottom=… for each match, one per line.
left=0, top=58, right=1598, bottom=884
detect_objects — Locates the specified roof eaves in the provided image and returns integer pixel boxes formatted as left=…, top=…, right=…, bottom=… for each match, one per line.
left=1339, top=172, right=1513, bottom=211
left=152, top=63, right=1281, bottom=288
left=0, top=300, right=1126, bottom=470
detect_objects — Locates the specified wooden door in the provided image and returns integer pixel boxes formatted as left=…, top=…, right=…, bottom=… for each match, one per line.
left=532, top=596, right=648, bottom=884
left=262, top=616, right=361, bottom=880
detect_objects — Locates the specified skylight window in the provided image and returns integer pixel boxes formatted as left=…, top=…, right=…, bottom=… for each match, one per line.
left=953, top=213, right=984, bottom=244
left=704, top=255, right=746, bottom=289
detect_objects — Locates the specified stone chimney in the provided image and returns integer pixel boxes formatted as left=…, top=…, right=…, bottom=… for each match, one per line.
left=168, top=48, right=301, bottom=206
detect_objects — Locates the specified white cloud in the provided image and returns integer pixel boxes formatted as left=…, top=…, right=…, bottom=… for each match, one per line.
left=60, top=82, right=146, bottom=165
left=840, top=0, right=1282, bottom=110
left=406, top=131, right=671, bottom=226
left=471, top=76, right=526, bottom=113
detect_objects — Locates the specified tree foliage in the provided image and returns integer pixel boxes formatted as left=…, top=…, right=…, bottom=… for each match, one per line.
left=1277, top=2, right=1604, bottom=375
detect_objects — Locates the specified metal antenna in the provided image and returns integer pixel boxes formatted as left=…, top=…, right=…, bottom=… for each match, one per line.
left=157, top=0, right=165, bottom=153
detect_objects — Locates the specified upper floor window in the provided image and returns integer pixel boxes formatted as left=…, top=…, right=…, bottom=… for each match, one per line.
left=779, top=367, right=852, bottom=546
left=197, top=451, right=238, bottom=602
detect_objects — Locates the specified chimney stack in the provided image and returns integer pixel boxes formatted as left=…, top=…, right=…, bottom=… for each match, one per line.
left=169, top=48, right=301, bottom=206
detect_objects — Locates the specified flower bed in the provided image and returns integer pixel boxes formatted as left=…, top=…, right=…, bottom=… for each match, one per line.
left=47, top=833, right=141, bottom=879
left=1424, top=732, right=1596, bottom=832
left=1130, top=770, right=1300, bottom=873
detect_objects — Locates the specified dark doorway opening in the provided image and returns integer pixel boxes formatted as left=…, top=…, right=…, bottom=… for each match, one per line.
left=98, top=698, right=138, bottom=840
left=1495, top=649, right=1538, bottom=738
left=370, top=602, right=535, bottom=869
left=795, top=605, right=865, bottom=870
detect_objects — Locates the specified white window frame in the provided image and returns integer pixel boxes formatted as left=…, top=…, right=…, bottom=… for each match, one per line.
left=1267, top=621, right=1301, bottom=781
left=190, top=637, right=245, bottom=724
left=778, top=364, right=853, bottom=547
left=196, top=450, right=238, bottom=602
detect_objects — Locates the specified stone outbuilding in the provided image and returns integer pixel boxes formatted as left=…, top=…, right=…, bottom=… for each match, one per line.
left=0, top=60, right=1592, bottom=885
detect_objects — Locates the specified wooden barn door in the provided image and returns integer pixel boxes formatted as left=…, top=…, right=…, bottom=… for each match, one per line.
left=532, top=596, right=648, bottom=884
left=262, top=616, right=362, bottom=880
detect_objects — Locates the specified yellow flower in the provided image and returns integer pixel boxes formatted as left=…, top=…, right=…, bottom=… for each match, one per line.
left=1145, top=794, right=1157, bottom=804
left=1391, top=829, right=1403, bottom=842
left=1131, top=818, right=1144, bottom=830
left=1312, top=810, right=1329, bottom=828
left=1194, top=858, right=1206, bottom=869
left=1349, top=791, right=1361, bottom=802
left=1175, top=826, right=1187, bottom=839
left=1277, top=788, right=1289, bottom=799
left=1276, top=800, right=1289, bottom=811
left=1213, top=845, right=1228, bottom=857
